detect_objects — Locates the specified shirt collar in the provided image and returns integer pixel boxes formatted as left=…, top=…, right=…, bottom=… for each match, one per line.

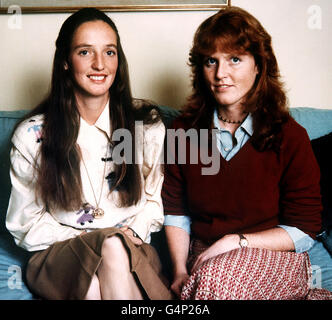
left=94, top=100, right=111, bottom=137
left=80, top=100, right=111, bottom=138
left=213, top=108, right=253, bottom=136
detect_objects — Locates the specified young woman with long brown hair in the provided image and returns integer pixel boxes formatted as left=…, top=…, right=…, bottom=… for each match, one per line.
left=6, top=8, right=172, bottom=300
left=162, top=7, right=332, bottom=299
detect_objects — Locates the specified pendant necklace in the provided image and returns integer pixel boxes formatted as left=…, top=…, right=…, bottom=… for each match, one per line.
left=81, top=145, right=109, bottom=219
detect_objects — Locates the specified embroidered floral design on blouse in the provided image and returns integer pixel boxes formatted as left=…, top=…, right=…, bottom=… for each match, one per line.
left=27, top=120, right=43, bottom=143
left=76, top=203, right=95, bottom=225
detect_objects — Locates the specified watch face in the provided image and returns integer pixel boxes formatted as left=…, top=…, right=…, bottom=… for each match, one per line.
left=240, top=238, right=249, bottom=247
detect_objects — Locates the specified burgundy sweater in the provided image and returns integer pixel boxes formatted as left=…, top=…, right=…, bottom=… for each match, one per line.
left=162, top=117, right=322, bottom=243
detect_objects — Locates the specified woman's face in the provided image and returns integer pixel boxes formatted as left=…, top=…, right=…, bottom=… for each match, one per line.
left=66, top=20, right=118, bottom=101
left=203, top=50, right=258, bottom=110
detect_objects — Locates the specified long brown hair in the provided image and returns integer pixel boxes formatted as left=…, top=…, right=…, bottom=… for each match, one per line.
left=17, top=8, right=159, bottom=211
left=184, top=6, right=290, bottom=152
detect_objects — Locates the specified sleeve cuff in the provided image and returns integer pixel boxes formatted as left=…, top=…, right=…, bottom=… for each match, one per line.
left=278, top=225, right=315, bottom=253
left=164, top=215, right=191, bottom=234
left=128, top=201, right=164, bottom=243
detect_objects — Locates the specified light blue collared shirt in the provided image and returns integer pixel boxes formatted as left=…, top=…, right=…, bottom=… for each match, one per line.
left=164, top=110, right=314, bottom=253
left=214, top=109, right=253, bottom=160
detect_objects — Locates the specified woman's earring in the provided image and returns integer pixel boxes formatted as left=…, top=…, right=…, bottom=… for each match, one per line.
left=64, top=62, right=68, bottom=71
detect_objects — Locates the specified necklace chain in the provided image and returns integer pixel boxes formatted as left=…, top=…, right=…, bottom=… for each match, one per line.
left=81, top=144, right=108, bottom=218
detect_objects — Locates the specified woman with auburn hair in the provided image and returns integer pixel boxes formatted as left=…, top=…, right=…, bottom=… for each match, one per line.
left=6, top=8, right=172, bottom=300
left=162, top=6, right=332, bottom=299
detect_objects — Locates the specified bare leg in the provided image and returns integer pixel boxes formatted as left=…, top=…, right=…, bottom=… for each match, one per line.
left=84, top=274, right=101, bottom=300
left=95, top=236, right=143, bottom=300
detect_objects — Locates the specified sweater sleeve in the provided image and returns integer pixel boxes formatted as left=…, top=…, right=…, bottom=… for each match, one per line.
left=6, top=119, right=82, bottom=252
left=279, top=120, right=322, bottom=239
left=161, top=119, right=190, bottom=217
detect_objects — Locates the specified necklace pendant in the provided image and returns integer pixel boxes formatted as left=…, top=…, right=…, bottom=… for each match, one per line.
left=92, top=207, right=104, bottom=219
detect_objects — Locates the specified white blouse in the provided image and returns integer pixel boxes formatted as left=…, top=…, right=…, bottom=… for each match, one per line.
left=6, top=103, right=165, bottom=251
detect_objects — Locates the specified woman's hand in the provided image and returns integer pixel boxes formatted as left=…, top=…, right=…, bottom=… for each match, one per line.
left=120, top=226, right=143, bottom=246
left=171, top=272, right=190, bottom=298
left=191, top=234, right=239, bottom=273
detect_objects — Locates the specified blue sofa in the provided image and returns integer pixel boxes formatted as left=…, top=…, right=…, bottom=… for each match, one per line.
left=0, top=106, right=331, bottom=300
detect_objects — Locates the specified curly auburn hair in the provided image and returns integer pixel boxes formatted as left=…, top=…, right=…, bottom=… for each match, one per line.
left=184, top=6, right=290, bottom=152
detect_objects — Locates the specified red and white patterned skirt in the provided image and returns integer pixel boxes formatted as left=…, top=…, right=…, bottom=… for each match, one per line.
left=181, top=239, right=332, bottom=300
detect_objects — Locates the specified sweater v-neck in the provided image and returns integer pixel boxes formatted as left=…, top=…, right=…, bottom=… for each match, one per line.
left=219, top=137, right=253, bottom=167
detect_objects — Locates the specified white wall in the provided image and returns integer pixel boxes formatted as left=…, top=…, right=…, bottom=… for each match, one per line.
left=233, top=0, right=332, bottom=110
left=0, top=0, right=331, bottom=111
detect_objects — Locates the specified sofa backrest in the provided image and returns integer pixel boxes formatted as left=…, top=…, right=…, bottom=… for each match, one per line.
left=0, top=107, right=331, bottom=234
left=289, top=107, right=332, bottom=140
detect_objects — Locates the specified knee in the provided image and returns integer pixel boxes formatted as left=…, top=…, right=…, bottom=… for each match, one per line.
left=101, top=236, right=129, bottom=265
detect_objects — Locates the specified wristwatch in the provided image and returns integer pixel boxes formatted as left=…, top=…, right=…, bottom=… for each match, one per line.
left=238, top=234, right=249, bottom=248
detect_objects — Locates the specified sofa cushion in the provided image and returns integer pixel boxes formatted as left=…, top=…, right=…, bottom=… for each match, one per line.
left=0, top=233, right=34, bottom=299
left=0, top=111, right=28, bottom=234
left=0, top=111, right=34, bottom=300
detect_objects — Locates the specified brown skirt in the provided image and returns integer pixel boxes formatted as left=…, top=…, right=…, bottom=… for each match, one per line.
left=26, top=227, right=173, bottom=300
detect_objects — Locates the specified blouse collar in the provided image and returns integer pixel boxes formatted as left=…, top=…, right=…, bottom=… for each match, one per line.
left=80, top=100, right=111, bottom=138
left=213, top=108, right=254, bottom=136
